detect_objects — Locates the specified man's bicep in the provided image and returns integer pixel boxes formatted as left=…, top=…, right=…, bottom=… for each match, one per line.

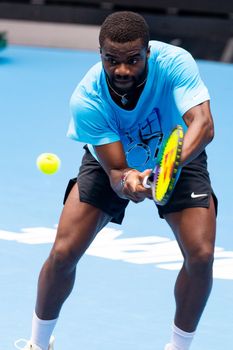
left=182, top=100, right=213, bottom=128
left=94, top=141, right=129, bottom=175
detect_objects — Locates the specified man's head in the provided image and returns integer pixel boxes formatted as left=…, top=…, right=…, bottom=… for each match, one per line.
left=99, top=11, right=150, bottom=95
left=99, top=11, right=150, bottom=49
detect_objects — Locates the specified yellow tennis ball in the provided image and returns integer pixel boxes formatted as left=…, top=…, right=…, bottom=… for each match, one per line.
left=36, top=153, right=61, bottom=175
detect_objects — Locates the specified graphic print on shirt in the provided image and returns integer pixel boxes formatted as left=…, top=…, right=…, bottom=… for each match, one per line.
left=120, top=108, right=163, bottom=171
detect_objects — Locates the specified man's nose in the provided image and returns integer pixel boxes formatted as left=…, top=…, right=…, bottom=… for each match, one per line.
left=115, top=63, right=130, bottom=77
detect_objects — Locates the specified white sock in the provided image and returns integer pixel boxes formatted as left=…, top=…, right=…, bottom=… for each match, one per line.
left=31, top=311, right=58, bottom=350
left=170, top=323, right=195, bottom=350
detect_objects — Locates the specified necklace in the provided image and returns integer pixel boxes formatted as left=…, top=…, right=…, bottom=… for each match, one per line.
left=106, top=76, right=147, bottom=105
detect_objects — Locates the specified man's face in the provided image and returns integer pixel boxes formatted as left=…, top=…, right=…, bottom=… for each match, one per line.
left=100, top=38, right=150, bottom=94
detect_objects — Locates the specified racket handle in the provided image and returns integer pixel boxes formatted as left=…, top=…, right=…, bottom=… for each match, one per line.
left=142, top=175, right=151, bottom=189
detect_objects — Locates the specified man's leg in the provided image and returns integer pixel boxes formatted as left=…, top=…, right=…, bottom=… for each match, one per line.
left=32, top=183, right=112, bottom=348
left=164, top=196, right=216, bottom=349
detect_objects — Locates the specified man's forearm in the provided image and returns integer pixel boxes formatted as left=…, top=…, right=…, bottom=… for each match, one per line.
left=109, top=168, right=135, bottom=199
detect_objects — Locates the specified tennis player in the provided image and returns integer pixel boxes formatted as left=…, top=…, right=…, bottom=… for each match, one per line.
left=16, top=11, right=217, bottom=350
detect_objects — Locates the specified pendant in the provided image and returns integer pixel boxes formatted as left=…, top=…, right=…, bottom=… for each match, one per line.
left=121, top=95, right=128, bottom=105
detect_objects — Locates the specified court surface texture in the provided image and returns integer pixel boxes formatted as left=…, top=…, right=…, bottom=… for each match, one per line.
left=0, top=45, right=232, bottom=350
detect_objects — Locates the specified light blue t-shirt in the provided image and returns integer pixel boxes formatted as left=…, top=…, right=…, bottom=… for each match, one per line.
left=68, top=41, right=210, bottom=171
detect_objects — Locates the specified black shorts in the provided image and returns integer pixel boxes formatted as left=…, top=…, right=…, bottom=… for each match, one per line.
left=63, top=146, right=129, bottom=224
left=63, top=146, right=217, bottom=224
left=157, top=151, right=218, bottom=218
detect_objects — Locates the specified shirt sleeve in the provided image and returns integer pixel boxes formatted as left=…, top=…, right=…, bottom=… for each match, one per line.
left=67, top=91, right=120, bottom=146
left=170, top=50, right=210, bottom=116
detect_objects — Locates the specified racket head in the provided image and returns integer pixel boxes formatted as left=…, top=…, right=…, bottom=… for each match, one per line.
left=151, top=125, right=184, bottom=205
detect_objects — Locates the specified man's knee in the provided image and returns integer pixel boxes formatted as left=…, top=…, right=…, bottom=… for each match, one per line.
left=48, top=243, right=80, bottom=274
left=185, top=246, right=214, bottom=276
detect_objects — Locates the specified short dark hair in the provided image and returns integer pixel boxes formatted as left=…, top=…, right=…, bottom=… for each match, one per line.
left=99, top=11, right=150, bottom=48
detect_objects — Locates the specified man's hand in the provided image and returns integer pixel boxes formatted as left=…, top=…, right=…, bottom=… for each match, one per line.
left=94, top=142, right=152, bottom=202
left=121, top=169, right=152, bottom=203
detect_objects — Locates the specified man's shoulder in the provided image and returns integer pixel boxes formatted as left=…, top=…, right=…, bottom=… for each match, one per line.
left=72, top=61, right=103, bottom=100
left=149, top=40, right=191, bottom=64
left=149, top=40, right=195, bottom=80
left=81, top=61, right=103, bottom=88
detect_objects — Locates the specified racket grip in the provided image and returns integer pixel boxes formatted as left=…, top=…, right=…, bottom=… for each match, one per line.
left=142, top=175, right=151, bottom=189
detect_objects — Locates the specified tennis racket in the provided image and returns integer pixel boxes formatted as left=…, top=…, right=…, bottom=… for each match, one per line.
left=143, top=125, right=184, bottom=205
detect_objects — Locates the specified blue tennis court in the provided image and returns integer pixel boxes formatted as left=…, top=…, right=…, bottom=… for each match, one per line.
left=0, top=45, right=232, bottom=350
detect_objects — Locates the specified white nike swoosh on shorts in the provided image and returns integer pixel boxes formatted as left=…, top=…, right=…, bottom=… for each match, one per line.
left=191, top=192, right=208, bottom=198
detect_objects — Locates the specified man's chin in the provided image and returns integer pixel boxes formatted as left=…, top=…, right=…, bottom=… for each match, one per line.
left=113, top=81, right=134, bottom=93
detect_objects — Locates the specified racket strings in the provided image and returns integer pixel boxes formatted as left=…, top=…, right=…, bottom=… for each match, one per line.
left=152, top=126, right=184, bottom=205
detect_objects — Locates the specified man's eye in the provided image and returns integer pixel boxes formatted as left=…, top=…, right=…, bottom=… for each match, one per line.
left=128, top=58, right=138, bottom=65
left=108, top=58, right=117, bottom=65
